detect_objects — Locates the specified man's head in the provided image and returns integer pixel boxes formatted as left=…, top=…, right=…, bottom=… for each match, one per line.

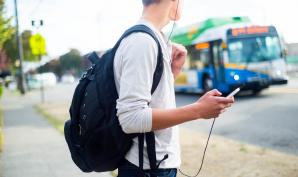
left=142, top=0, right=160, bottom=6
left=142, top=0, right=182, bottom=22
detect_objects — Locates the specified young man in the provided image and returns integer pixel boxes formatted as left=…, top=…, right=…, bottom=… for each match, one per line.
left=114, top=0, right=235, bottom=176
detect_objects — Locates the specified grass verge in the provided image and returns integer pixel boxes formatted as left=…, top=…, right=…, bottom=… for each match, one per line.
left=34, top=105, right=65, bottom=134
left=35, top=104, right=117, bottom=176
left=36, top=103, right=298, bottom=177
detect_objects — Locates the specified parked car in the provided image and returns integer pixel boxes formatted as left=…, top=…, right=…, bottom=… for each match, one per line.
left=27, top=72, right=57, bottom=89
left=61, top=74, right=75, bottom=84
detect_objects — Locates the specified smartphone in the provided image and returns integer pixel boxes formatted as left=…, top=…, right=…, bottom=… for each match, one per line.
left=227, top=87, right=241, bottom=98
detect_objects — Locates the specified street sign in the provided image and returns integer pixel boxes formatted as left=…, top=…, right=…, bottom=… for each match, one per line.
left=29, top=33, right=46, bottom=56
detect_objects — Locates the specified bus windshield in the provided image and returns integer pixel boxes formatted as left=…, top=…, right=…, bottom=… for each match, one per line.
left=228, top=36, right=282, bottom=64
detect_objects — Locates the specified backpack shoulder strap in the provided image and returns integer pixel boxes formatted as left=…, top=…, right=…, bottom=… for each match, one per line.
left=88, top=25, right=164, bottom=94
left=113, top=24, right=164, bottom=94
left=114, top=25, right=165, bottom=171
left=87, top=52, right=100, bottom=65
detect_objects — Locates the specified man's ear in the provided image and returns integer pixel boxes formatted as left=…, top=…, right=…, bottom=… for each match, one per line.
left=169, top=0, right=181, bottom=21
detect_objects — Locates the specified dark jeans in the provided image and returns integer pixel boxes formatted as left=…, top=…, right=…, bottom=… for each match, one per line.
left=117, top=159, right=177, bottom=177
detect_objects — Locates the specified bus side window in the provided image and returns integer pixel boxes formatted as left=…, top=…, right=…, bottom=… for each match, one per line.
left=187, top=44, right=211, bottom=69
left=200, top=48, right=210, bottom=67
left=187, top=46, right=200, bottom=69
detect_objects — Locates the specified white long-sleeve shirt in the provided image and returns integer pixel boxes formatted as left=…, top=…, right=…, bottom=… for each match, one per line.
left=113, top=19, right=181, bottom=169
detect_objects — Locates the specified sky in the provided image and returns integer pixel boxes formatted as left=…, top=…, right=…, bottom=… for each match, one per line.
left=4, top=0, right=298, bottom=58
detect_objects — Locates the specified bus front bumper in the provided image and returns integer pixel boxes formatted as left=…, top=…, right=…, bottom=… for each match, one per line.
left=230, top=80, right=270, bottom=91
left=270, top=78, right=288, bottom=85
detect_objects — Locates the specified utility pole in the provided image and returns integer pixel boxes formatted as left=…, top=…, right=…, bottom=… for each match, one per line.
left=14, top=0, right=25, bottom=94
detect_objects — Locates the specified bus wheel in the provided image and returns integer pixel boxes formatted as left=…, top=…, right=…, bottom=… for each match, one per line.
left=252, top=89, right=262, bottom=95
left=203, top=75, right=213, bottom=92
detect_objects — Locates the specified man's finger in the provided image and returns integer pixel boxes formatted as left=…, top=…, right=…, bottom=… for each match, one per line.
left=225, top=103, right=232, bottom=108
left=208, top=89, right=222, bottom=96
left=220, top=109, right=227, bottom=114
left=215, top=97, right=234, bottom=104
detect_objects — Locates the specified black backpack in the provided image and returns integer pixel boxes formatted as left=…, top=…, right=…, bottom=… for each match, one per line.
left=64, top=25, right=165, bottom=173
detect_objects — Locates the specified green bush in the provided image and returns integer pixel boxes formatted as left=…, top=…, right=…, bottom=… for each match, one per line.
left=0, top=85, right=3, bottom=98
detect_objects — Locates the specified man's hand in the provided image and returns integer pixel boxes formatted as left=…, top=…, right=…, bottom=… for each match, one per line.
left=191, top=89, right=235, bottom=119
left=171, top=43, right=187, bottom=78
left=151, top=89, right=235, bottom=131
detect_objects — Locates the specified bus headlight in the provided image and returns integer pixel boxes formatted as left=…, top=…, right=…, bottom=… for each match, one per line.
left=276, top=70, right=282, bottom=76
left=234, top=75, right=240, bottom=81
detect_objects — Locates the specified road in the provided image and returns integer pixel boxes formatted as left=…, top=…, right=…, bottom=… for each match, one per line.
left=34, top=78, right=298, bottom=155
left=177, top=79, right=298, bottom=155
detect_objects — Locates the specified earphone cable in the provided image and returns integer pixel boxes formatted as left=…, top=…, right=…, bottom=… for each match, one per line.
left=178, top=118, right=216, bottom=177
left=166, top=2, right=217, bottom=175
left=167, top=0, right=180, bottom=44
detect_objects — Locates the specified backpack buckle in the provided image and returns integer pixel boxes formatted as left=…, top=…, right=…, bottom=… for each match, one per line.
left=80, top=73, right=87, bottom=81
left=79, top=124, right=82, bottom=135
left=80, top=65, right=95, bottom=81
left=87, top=74, right=95, bottom=81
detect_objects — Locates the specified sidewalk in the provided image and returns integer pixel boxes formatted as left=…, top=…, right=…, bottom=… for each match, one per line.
left=0, top=91, right=112, bottom=177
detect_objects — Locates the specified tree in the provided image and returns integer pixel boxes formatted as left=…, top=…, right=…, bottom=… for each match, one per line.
left=4, top=30, right=38, bottom=65
left=0, top=0, right=14, bottom=50
left=37, top=49, right=82, bottom=78
left=59, top=49, right=82, bottom=76
left=22, top=30, right=38, bottom=61
left=37, top=59, right=62, bottom=78
left=2, top=33, right=17, bottom=64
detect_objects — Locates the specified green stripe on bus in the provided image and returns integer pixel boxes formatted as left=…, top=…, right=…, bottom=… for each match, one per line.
left=171, top=17, right=250, bottom=46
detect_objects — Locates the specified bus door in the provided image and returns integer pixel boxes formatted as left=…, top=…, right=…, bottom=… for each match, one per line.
left=210, top=40, right=226, bottom=90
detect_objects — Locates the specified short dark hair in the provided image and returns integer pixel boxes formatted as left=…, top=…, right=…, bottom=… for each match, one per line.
left=142, top=0, right=161, bottom=6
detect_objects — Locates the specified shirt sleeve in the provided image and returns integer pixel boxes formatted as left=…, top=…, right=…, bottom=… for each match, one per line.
left=114, top=32, right=158, bottom=134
